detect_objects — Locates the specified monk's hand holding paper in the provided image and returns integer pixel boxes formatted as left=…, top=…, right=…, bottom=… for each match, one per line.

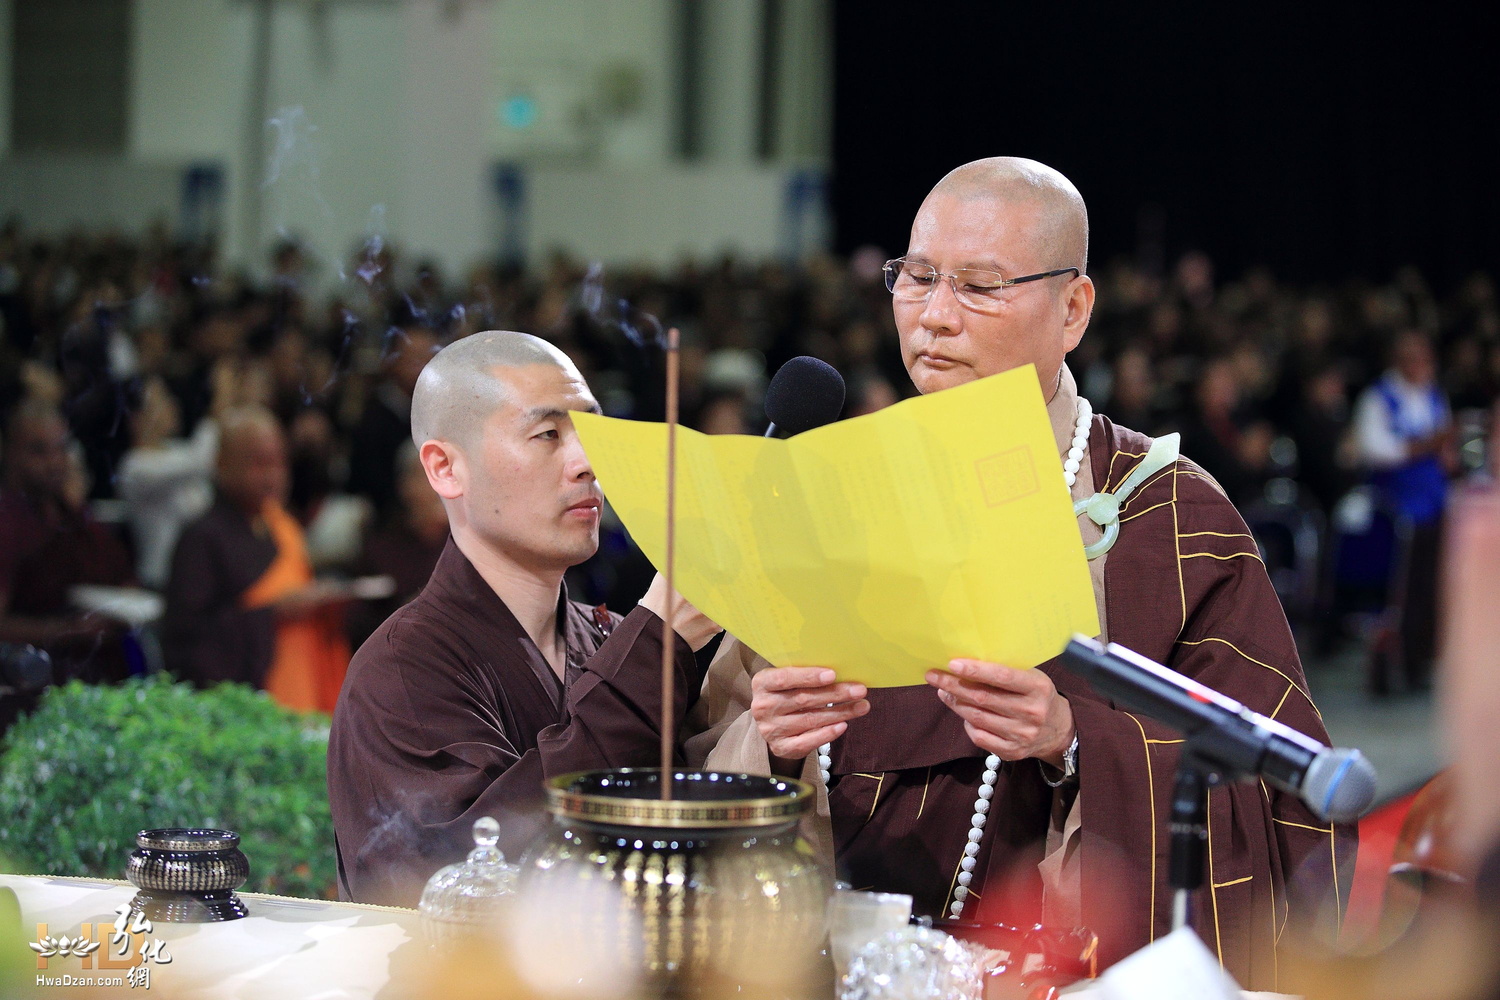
left=751, top=667, right=870, bottom=763
left=926, top=659, right=1075, bottom=768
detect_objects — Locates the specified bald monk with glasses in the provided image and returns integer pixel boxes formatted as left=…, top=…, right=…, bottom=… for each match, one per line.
left=689, top=157, right=1353, bottom=989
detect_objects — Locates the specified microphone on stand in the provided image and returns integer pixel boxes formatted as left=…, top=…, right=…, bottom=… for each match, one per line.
left=763, top=357, right=846, bottom=437
left=1063, top=635, right=1375, bottom=932
left=1062, top=636, right=1377, bottom=822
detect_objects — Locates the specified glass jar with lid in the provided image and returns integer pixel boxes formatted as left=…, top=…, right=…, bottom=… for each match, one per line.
left=418, top=816, right=519, bottom=949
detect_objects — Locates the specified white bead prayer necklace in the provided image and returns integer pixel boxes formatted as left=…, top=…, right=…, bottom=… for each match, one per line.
left=951, top=753, right=1001, bottom=917
left=817, top=395, right=1093, bottom=921
left=1062, top=395, right=1092, bottom=490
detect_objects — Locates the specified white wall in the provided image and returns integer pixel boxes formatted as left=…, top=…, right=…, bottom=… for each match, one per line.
left=0, top=156, right=179, bottom=231
left=4, top=0, right=832, bottom=285
left=130, top=0, right=246, bottom=161
left=526, top=164, right=821, bottom=267
left=699, top=0, right=761, bottom=162
left=129, top=0, right=250, bottom=254
left=775, top=0, right=832, bottom=163
left=131, top=0, right=412, bottom=281
left=393, top=1, right=494, bottom=271
left=258, top=3, right=403, bottom=279
left=490, top=0, right=678, bottom=166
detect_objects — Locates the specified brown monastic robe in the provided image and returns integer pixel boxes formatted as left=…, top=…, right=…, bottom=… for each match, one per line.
left=162, top=495, right=349, bottom=710
left=0, top=485, right=134, bottom=698
left=684, top=371, right=1355, bottom=991
left=161, top=495, right=280, bottom=687
left=327, top=538, right=698, bottom=907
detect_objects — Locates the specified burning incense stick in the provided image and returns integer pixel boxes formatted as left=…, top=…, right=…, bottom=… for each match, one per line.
left=661, top=326, right=681, bottom=800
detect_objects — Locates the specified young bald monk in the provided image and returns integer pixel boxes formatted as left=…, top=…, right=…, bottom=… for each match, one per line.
left=688, top=158, right=1354, bottom=988
left=327, top=331, right=720, bottom=906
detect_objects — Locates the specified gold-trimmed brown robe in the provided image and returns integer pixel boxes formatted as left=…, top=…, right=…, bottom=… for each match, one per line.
left=685, top=372, right=1355, bottom=991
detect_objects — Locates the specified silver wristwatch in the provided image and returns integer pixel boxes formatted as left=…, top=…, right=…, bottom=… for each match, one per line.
left=1041, top=733, right=1080, bottom=788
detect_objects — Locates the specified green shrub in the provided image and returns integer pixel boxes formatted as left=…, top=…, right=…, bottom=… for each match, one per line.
left=0, top=676, right=335, bottom=899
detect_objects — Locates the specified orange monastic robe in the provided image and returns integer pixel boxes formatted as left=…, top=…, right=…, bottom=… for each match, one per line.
left=241, top=501, right=349, bottom=713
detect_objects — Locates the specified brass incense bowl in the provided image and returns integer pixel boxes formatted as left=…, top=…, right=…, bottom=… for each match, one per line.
left=521, top=769, right=831, bottom=997
left=126, top=828, right=250, bottom=923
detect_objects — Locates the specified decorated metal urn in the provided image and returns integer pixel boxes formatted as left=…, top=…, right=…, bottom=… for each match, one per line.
left=520, top=769, right=831, bottom=996
left=126, top=828, right=250, bottom=923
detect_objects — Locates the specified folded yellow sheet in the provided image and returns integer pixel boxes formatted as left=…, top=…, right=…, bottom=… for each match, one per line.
left=574, top=365, right=1097, bottom=687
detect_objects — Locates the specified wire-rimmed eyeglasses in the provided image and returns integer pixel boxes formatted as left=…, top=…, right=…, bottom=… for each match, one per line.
left=883, top=258, right=1080, bottom=311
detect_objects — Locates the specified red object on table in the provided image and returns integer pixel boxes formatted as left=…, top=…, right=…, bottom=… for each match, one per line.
left=1342, top=776, right=1438, bottom=945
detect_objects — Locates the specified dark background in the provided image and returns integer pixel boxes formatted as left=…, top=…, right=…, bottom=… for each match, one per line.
left=831, top=2, right=1498, bottom=286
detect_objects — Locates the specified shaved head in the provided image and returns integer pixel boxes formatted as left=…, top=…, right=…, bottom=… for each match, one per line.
left=897, top=156, right=1096, bottom=395
left=3, top=398, right=70, bottom=498
left=929, top=156, right=1089, bottom=274
left=218, top=405, right=281, bottom=450
left=410, top=330, right=583, bottom=448
left=216, top=405, right=287, bottom=513
left=218, top=405, right=284, bottom=480
left=412, top=330, right=602, bottom=577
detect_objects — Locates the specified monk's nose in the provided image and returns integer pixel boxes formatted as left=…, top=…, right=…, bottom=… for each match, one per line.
left=919, top=276, right=964, bottom=335
left=564, top=439, right=594, bottom=482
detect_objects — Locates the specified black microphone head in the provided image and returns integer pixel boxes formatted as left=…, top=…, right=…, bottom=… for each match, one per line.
left=764, top=356, right=845, bottom=436
left=1303, top=748, right=1378, bottom=823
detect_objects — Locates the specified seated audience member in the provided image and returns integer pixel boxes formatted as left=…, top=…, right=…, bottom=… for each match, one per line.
left=161, top=406, right=349, bottom=711
left=327, top=331, right=719, bottom=907
left=168, top=303, right=248, bottom=437
left=691, top=388, right=753, bottom=435
left=57, top=311, right=135, bottom=501
left=1352, top=331, right=1455, bottom=690
left=1102, top=345, right=1161, bottom=435
left=845, top=372, right=901, bottom=417
left=287, top=407, right=372, bottom=572
left=345, top=441, right=448, bottom=649
left=1177, top=355, right=1274, bottom=505
left=117, top=376, right=220, bottom=589
left=346, top=324, right=440, bottom=520
left=0, top=400, right=134, bottom=721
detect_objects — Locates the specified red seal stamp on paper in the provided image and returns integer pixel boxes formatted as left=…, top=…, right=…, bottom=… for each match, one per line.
left=975, top=447, right=1039, bottom=507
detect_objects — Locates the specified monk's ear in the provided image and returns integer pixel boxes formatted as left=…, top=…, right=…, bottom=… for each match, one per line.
left=1061, top=274, right=1095, bottom=353
left=419, top=440, right=464, bottom=500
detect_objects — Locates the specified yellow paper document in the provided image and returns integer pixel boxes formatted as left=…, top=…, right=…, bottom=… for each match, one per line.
left=573, top=365, right=1098, bottom=687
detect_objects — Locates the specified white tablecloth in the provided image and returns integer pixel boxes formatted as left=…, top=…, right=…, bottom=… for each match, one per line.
left=5, top=873, right=423, bottom=999
left=4, top=874, right=1298, bottom=1000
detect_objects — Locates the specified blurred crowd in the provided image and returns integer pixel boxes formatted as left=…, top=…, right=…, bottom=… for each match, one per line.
left=1, top=216, right=1497, bottom=723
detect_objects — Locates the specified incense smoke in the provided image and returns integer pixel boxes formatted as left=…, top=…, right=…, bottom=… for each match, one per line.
left=579, top=262, right=666, bottom=349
